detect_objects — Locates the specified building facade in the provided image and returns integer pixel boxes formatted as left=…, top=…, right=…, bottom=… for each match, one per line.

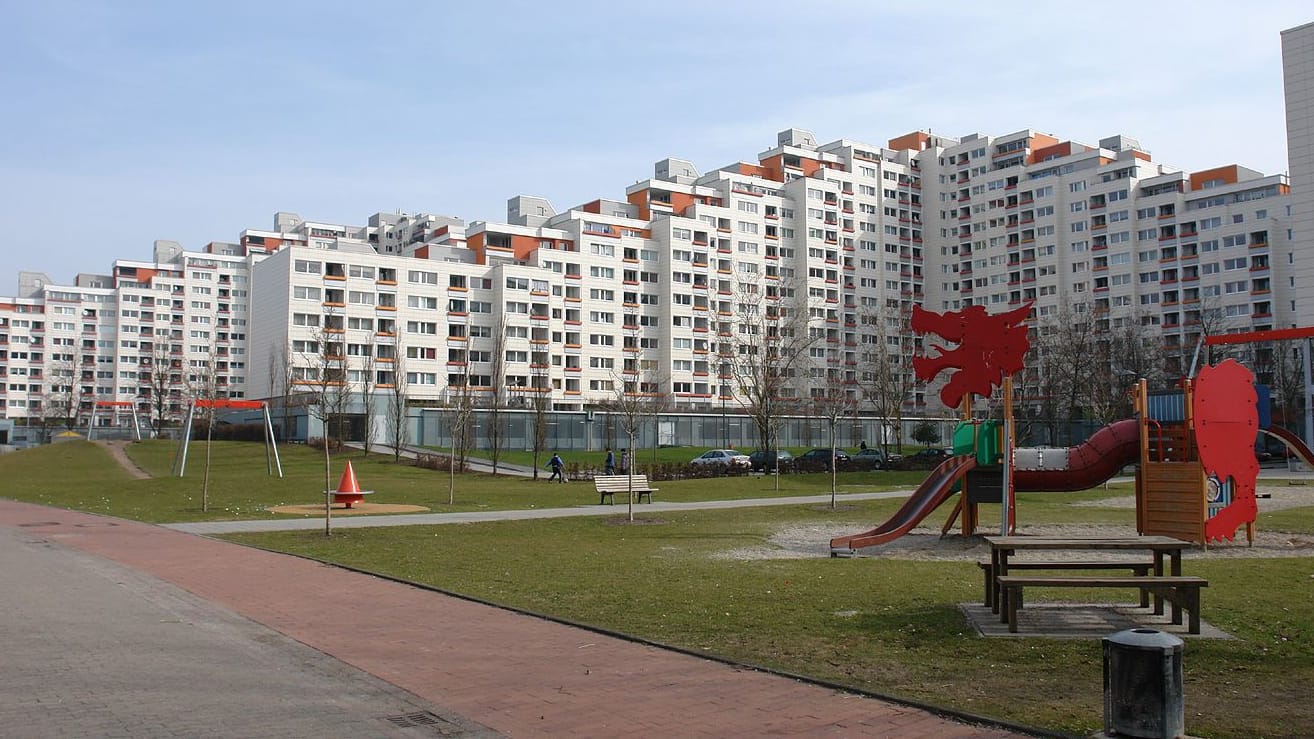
left=0, top=125, right=1301, bottom=435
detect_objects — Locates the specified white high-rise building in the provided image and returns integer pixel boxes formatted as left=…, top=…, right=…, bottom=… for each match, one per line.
left=0, top=126, right=1298, bottom=433
left=1283, top=22, right=1314, bottom=328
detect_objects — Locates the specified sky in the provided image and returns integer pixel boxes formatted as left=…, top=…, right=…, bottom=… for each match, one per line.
left=2, top=0, right=1311, bottom=289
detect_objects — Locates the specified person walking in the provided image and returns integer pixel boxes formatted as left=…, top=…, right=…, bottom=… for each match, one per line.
left=620, top=448, right=630, bottom=474
left=604, top=447, right=616, bottom=475
left=547, top=452, right=567, bottom=483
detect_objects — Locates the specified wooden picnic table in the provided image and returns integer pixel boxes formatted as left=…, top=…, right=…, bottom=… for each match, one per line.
left=984, top=535, right=1191, bottom=622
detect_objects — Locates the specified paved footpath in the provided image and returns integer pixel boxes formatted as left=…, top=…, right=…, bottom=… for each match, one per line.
left=0, top=498, right=1029, bottom=738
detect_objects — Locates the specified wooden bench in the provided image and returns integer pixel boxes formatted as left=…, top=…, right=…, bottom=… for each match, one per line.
left=593, top=474, right=658, bottom=505
left=977, top=560, right=1155, bottom=610
left=995, top=575, right=1209, bottom=634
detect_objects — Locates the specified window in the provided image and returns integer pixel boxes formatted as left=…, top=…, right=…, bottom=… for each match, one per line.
left=408, top=270, right=438, bottom=284
left=408, top=295, right=438, bottom=309
left=294, top=260, right=321, bottom=274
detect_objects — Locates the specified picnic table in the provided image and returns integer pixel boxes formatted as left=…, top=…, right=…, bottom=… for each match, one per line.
left=983, top=535, right=1204, bottom=633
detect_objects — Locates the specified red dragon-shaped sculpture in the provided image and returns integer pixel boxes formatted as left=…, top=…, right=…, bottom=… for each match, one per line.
left=1193, top=359, right=1260, bottom=544
left=911, top=302, right=1033, bottom=408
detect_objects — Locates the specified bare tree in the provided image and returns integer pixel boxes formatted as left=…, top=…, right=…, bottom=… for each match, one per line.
left=358, top=333, right=378, bottom=457
left=144, top=338, right=184, bottom=438
left=1031, top=302, right=1101, bottom=446
left=40, top=355, right=82, bottom=437
left=302, top=308, right=349, bottom=536
left=268, top=342, right=297, bottom=441
left=386, top=341, right=410, bottom=462
left=186, top=346, right=221, bottom=514
left=526, top=357, right=552, bottom=481
left=729, top=286, right=818, bottom=460
left=809, top=351, right=857, bottom=507
left=597, top=361, right=667, bottom=523
left=483, top=316, right=509, bottom=474
left=1264, top=341, right=1307, bottom=432
left=445, top=365, right=477, bottom=505
left=856, top=300, right=917, bottom=456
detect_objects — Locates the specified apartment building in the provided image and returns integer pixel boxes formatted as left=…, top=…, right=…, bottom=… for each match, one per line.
left=1285, top=22, right=1314, bottom=328
left=916, top=131, right=1291, bottom=380
left=0, top=126, right=1298, bottom=434
left=0, top=241, right=261, bottom=431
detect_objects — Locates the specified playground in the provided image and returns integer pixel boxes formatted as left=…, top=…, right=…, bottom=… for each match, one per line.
left=3, top=304, right=1313, bottom=735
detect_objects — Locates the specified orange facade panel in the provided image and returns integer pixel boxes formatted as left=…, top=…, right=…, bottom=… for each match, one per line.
left=510, top=234, right=539, bottom=260
left=581, top=199, right=603, bottom=214
left=1189, top=165, right=1240, bottom=191
left=626, top=189, right=650, bottom=221
left=1028, top=141, right=1073, bottom=165
left=1029, top=132, right=1060, bottom=151
left=887, top=131, right=930, bottom=152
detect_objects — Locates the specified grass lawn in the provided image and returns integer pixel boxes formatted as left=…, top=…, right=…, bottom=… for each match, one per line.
left=0, top=440, right=929, bottom=523
left=4, top=439, right=1312, bottom=736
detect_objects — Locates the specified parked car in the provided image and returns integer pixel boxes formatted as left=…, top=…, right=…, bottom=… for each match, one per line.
left=851, top=447, right=890, bottom=470
left=796, top=448, right=850, bottom=471
left=690, top=449, right=752, bottom=468
left=893, top=447, right=953, bottom=470
left=748, top=449, right=794, bottom=472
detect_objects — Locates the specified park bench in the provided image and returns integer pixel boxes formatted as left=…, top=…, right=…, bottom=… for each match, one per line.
left=977, top=560, right=1155, bottom=609
left=995, top=575, right=1209, bottom=634
left=593, top=474, right=658, bottom=505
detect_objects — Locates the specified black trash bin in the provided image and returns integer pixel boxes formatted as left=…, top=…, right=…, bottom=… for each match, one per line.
left=1103, top=628, right=1184, bottom=738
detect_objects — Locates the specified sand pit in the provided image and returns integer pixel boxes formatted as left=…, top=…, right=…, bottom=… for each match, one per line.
left=267, top=503, right=430, bottom=516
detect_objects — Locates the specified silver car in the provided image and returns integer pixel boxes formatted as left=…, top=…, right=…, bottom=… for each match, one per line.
left=690, top=449, right=752, bottom=468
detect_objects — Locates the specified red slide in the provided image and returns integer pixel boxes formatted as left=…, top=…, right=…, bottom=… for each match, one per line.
left=1261, top=426, right=1314, bottom=468
left=1014, top=418, right=1141, bottom=492
left=830, top=455, right=977, bottom=553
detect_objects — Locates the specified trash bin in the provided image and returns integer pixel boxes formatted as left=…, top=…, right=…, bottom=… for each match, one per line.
left=1103, top=628, right=1184, bottom=738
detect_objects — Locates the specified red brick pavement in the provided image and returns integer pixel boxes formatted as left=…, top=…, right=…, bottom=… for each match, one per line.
left=0, top=500, right=1029, bottom=737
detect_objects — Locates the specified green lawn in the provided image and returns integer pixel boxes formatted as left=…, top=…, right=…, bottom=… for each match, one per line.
left=0, top=440, right=929, bottom=523
left=4, top=439, right=1313, bottom=736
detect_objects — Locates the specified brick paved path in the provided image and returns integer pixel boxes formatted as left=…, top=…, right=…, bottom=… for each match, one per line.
left=0, top=499, right=1029, bottom=737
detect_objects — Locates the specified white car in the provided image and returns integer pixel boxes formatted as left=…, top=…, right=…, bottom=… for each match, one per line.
left=690, top=449, right=752, bottom=468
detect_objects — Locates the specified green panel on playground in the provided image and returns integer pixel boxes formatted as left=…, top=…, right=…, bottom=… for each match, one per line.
left=953, top=420, right=1000, bottom=467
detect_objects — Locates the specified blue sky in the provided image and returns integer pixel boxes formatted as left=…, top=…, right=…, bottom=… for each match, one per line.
left=2, top=1, right=1311, bottom=288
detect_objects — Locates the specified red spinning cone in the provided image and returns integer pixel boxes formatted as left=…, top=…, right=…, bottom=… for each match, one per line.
left=336, top=461, right=361, bottom=493
left=330, top=461, right=372, bottom=508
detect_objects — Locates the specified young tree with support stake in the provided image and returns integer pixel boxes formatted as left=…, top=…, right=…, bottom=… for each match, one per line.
left=386, top=341, right=410, bottom=463
left=302, top=308, right=349, bottom=536
left=810, top=352, right=857, bottom=508
left=484, top=316, right=509, bottom=474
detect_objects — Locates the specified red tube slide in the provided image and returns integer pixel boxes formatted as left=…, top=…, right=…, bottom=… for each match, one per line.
left=1014, top=418, right=1140, bottom=492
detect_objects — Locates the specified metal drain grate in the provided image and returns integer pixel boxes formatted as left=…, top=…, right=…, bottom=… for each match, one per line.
left=382, top=711, right=464, bottom=734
